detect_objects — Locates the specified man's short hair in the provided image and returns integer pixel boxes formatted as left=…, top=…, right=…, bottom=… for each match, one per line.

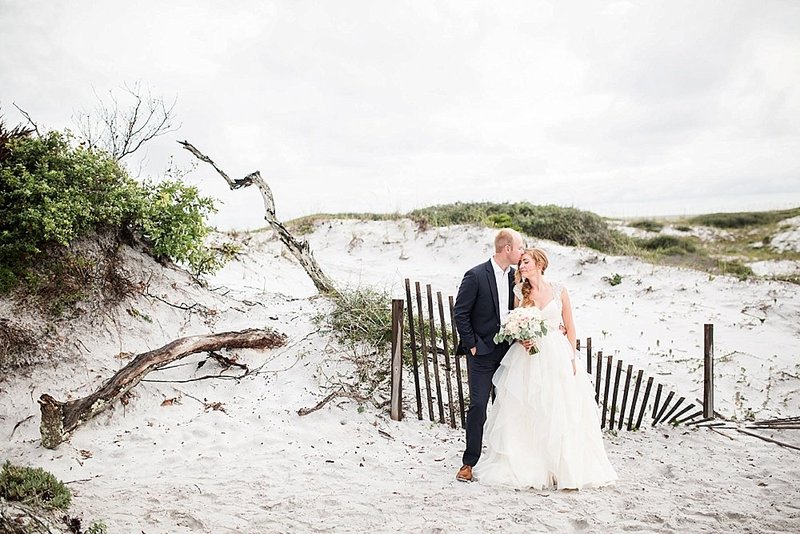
left=494, top=228, right=518, bottom=252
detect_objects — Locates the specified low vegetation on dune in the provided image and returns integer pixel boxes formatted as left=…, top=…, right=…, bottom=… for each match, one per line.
left=669, top=209, right=800, bottom=281
left=0, top=461, right=107, bottom=533
left=0, top=113, right=238, bottom=372
left=688, top=207, right=800, bottom=229
left=0, top=119, right=232, bottom=308
left=287, top=203, right=800, bottom=283
left=288, top=203, right=631, bottom=254
left=408, top=202, right=630, bottom=254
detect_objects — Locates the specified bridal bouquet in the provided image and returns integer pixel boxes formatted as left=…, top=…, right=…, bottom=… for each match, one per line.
left=493, top=307, right=549, bottom=354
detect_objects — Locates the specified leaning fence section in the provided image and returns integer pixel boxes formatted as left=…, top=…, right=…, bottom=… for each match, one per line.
left=392, top=278, right=712, bottom=432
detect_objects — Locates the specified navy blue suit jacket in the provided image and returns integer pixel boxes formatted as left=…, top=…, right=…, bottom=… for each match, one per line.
left=453, top=260, right=516, bottom=356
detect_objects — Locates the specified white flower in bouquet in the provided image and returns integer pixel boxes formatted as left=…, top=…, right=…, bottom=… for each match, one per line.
left=493, top=306, right=549, bottom=354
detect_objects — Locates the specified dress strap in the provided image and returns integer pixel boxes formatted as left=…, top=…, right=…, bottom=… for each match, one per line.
left=551, top=281, right=564, bottom=309
left=513, top=283, right=524, bottom=302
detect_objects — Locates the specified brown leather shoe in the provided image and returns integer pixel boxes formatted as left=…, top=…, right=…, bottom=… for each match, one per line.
left=456, top=464, right=473, bottom=482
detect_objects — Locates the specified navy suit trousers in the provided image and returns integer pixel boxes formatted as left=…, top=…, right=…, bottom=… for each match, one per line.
left=462, top=342, right=509, bottom=467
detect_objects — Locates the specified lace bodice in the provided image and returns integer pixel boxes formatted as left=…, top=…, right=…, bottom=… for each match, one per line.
left=514, top=281, right=564, bottom=327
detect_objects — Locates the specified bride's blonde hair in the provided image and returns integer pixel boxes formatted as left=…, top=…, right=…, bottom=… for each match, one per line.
left=515, top=248, right=549, bottom=306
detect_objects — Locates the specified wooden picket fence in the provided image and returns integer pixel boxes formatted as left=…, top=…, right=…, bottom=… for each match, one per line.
left=389, top=279, right=715, bottom=431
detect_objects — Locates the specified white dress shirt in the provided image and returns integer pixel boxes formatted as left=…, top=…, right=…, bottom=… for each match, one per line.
left=490, top=257, right=511, bottom=323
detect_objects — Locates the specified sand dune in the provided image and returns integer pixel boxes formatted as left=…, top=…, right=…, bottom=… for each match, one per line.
left=2, top=219, right=799, bottom=532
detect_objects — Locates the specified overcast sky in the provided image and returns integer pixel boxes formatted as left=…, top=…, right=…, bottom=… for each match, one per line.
left=1, top=0, right=799, bottom=229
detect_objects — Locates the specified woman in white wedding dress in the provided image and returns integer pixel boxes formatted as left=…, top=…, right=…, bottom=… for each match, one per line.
left=473, top=248, right=617, bottom=490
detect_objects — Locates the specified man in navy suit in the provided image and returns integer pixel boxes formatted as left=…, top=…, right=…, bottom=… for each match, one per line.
left=453, top=228, right=525, bottom=482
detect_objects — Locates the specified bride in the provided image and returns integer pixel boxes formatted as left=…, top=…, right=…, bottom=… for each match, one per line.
left=473, top=248, right=618, bottom=490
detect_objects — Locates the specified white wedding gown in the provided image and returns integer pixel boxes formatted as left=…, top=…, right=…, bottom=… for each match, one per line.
left=473, top=282, right=618, bottom=490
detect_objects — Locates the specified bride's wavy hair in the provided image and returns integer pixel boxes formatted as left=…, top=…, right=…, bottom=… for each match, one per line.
left=515, top=248, right=549, bottom=306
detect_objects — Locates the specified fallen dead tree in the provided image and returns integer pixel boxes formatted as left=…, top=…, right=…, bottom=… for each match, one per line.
left=38, top=328, right=286, bottom=449
left=178, top=140, right=337, bottom=295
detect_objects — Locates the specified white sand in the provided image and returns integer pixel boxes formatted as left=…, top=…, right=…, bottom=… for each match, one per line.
left=2, top=219, right=799, bottom=533
left=771, top=216, right=800, bottom=253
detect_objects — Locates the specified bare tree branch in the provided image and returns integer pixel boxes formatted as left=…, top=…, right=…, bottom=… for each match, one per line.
left=178, top=140, right=337, bottom=294
left=11, top=103, right=41, bottom=137
left=73, top=82, right=179, bottom=160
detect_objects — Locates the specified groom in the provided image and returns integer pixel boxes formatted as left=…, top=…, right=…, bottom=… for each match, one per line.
left=453, top=228, right=524, bottom=482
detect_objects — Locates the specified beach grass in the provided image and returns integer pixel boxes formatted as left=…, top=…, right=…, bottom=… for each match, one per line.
left=284, top=203, right=800, bottom=282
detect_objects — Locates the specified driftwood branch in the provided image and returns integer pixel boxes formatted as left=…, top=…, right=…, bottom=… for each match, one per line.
left=736, top=428, right=800, bottom=452
left=297, top=388, right=344, bottom=416
left=38, top=328, right=286, bottom=449
left=178, top=140, right=337, bottom=295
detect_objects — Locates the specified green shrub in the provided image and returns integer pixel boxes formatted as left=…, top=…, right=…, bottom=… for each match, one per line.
left=407, top=202, right=490, bottom=228
left=630, top=220, right=663, bottom=232
left=486, top=213, right=521, bottom=231
left=0, top=461, right=72, bottom=510
left=138, top=179, right=218, bottom=274
left=0, top=129, right=223, bottom=295
left=603, top=273, right=623, bottom=286
left=689, top=208, right=800, bottom=229
left=675, top=225, right=692, bottom=232
left=409, top=202, right=629, bottom=253
left=0, top=131, right=139, bottom=259
left=637, top=235, right=697, bottom=254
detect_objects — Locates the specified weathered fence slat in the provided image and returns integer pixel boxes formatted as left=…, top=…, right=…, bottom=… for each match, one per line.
left=609, top=359, right=623, bottom=430
left=652, top=383, right=664, bottom=422
left=635, top=377, right=654, bottom=430
left=390, top=299, right=404, bottom=421
left=449, top=296, right=466, bottom=428
left=414, top=281, right=434, bottom=421
left=595, top=350, right=603, bottom=403
left=437, top=291, right=456, bottom=429
left=586, top=337, right=593, bottom=375
left=404, top=279, right=422, bottom=419
left=397, top=285, right=712, bottom=433
left=601, top=354, right=613, bottom=428
left=627, top=369, right=644, bottom=431
left=618, top=364, right=633, bottom=431
left=686, top=416, right=715, bottom=426
left=668, top=402, right=694, bottom=425
left=426, top=284, right=445, bottom=424
left=653, top=390, right=674, bottom=426
left=674, top=408, right=703, bottom=425
left=659, top=396, right=685, bottom=424
left=704, top=324, right=714, bottom=418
